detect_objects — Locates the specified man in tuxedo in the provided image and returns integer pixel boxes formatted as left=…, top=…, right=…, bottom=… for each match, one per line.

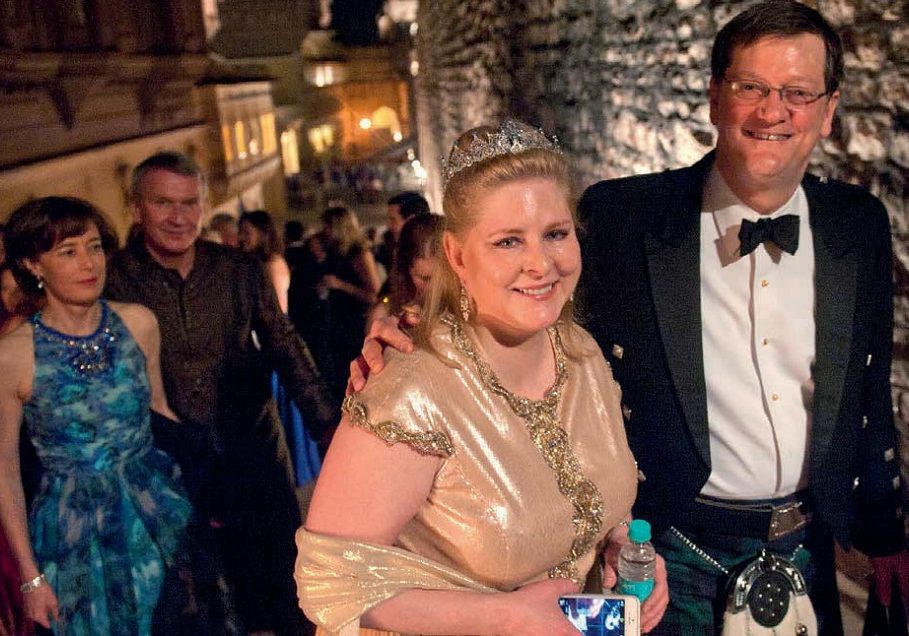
left=578, top=1, right=906, bottom=633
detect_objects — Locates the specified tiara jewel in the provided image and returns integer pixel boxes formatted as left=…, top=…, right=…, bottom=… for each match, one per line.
left=443, top=119, right=561, bottom=185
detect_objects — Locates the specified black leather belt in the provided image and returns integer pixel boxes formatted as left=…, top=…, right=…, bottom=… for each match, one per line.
left=683, top=491, right=813, bottom=542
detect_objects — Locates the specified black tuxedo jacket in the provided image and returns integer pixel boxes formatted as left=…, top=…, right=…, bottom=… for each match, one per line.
left=578, top=152, right=904, bottom=555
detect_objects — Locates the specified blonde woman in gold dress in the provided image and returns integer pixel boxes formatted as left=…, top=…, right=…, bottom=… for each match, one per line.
left=295, top=121, right=668, bottom=635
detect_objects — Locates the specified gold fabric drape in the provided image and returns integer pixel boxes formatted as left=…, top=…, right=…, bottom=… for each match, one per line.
left=296, top=529, right=494, bottom=635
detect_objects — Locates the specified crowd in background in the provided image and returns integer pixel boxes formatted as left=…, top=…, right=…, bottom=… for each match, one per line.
left=0, top=181, right=439, bottom=634
left=3, top=3, right=909, bottom=633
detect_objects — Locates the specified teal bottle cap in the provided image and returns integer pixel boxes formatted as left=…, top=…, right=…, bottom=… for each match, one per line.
left=628, top=519, right=651, bottom=543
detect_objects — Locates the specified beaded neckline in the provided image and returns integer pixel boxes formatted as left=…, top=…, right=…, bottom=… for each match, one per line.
left=445, top=315, right=604, bottom=585
left=32, top=301, right=117, bottom=376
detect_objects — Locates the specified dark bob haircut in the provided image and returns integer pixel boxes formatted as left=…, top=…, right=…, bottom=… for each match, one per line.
left=711, top=0, right=844, bottom=94
left=5, top=197, right=118, bottom=295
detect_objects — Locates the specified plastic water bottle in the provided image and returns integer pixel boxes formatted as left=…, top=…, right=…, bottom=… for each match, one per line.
left=617, top=519, right=656, bottom=602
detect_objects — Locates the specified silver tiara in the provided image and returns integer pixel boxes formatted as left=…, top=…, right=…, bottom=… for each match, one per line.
left=442, top=119, right=560, bottom=185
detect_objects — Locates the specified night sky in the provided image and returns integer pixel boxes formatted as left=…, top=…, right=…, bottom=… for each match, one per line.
left=331, top=0, right=385, bottom=45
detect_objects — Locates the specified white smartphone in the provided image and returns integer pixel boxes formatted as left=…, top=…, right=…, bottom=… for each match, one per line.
left=559, top=594, right=641, bottom=636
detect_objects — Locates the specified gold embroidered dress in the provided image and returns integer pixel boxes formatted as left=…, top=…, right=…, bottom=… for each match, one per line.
left=295, top=318, right=637, bottom=635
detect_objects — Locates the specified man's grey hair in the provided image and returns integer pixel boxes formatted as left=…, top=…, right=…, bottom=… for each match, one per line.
left=130, top=151, right=207, bottom=200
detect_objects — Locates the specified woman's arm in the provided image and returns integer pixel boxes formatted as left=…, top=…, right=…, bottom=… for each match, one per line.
left=266, top=255, right=291, bottom=314
left=306, top=417, right=582, bottom=636
left=306, top=415, right=439, bottom=544
left=0, top=330, right=58, bottom=628
left=323, top=249, right=381, bottom=305
left=110, top=302, right=179, bottom=421
left=362, top=578, right=580, bottom=636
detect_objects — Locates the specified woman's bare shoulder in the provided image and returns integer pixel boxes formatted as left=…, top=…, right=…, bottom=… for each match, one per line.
left=267, top=253, right=290, bottom=269
left=108, top=301, right=158, bottom=327
left=107, top=301, right=159, bottom=349
left=0, top=321, right=35, bottom=394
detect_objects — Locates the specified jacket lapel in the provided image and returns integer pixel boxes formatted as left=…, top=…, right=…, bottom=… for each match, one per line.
left=806, top=176, right=858, bottom=461
left=644, top=155, right=713, bottom=467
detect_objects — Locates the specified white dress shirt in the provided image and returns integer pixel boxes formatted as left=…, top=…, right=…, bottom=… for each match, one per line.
left=699, top=167, right=816, bottom=499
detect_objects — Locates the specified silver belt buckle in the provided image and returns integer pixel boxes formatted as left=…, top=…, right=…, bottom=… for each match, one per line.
left=768, top=501, right=809, bottom=541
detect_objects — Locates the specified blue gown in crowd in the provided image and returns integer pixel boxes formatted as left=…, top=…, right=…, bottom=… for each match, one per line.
left=24, top=301, right=192, bottom=635
left=272, top=373, right=322, bottom=485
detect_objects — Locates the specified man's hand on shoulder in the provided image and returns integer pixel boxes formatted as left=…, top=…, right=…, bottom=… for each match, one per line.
left=347, top=313, right=418, bottom=394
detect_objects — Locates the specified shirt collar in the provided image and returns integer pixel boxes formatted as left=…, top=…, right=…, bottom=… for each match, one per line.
left=703, top=166, right=807, bottom=256
left=126, top=235, right=211, bottom=281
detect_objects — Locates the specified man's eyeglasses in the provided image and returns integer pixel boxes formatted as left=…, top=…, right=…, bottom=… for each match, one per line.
left=724, top=78, right=829, bottom=107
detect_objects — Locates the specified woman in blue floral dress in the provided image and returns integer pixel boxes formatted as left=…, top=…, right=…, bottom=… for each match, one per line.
left=0, top=197, right=194, bottom=634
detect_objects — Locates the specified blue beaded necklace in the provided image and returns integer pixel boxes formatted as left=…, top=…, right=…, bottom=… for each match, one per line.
left=32, top=301, right=117, bottom=376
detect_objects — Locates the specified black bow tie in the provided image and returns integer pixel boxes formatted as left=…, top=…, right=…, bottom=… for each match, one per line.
left=738, top=215, right=800, bottom=256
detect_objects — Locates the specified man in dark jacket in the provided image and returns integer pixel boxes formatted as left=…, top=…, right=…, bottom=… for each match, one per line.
left=579, top=2, right=906, bottom=633
left=106, top=151, right=335, bottom=635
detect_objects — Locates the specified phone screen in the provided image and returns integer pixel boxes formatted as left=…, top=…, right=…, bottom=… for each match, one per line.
left=559, top=596, right=632, bottom=636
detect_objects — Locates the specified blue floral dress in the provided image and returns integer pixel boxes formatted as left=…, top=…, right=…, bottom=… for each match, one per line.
left=24, top=301, right=192, bottom=635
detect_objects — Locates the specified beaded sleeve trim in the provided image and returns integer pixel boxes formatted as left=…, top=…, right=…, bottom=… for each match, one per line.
left=446, top=316, right=604, bottom=584
left=342, top=394, right=455, bottom=458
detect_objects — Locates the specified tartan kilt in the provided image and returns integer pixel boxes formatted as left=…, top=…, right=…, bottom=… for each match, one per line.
left=648, top=524, right=842, bottom=636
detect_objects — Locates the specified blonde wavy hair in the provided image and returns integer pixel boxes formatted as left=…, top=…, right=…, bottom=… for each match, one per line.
left=322, top=206, right=367, bottom=256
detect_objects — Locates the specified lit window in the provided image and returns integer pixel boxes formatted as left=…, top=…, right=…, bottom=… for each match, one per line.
left=261, top=113, right=277, bottom=155
left=314, top=65, right=335, bottom=87
left=221, top=124, right=234, bottom=162
left=371, top=106, right=399, bottom=130
left=308, top=129, right=323, bottom=153
left=234, top=121, right=247, bottom=159
left=321, top=125, right=334, bottom=148
left=281, top=130, right=300, bottom=176
left=307, top=125, right=335, bottom=154
left=248, top=117, right=261, bottom=156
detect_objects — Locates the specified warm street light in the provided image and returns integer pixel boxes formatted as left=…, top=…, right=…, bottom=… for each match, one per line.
left=412, top=159, right=427, bottom=180
left=359, top=118, right=372, bottom=130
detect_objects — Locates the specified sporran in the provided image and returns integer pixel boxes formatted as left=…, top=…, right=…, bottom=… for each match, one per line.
left=721, top=550, right=816, bottom=636
left=670, top=527, right=817, bottom=636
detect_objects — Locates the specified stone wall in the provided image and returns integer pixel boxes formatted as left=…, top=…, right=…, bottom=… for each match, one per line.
left=415, top=0, right=909, bottom=393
